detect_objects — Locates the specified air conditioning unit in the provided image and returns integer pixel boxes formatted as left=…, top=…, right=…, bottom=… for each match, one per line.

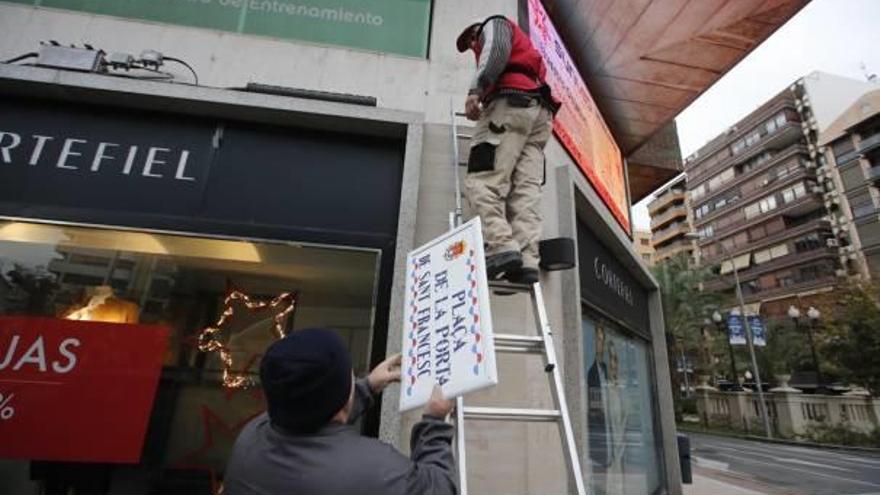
left=805, top=160, right=817, bottom=169
left=833, top=226, right=840, bottom=235
left=835, top=268, right=848, bottom=277
left=814, top=186, right=826, bottom=194
left=826, top=238, right=840, bottom=247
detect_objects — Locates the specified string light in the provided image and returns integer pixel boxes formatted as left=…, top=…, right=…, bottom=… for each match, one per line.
left=198, top=290, right=297, bottom=389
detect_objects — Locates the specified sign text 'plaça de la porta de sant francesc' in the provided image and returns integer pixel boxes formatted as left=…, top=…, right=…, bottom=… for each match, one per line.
left=400, top=218, right=498, bottom=411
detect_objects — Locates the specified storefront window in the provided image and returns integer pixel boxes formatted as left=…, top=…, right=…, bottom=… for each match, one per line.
left=583, top=315, right=662, bottom=495
left=0, top=221, right=379, bottom=494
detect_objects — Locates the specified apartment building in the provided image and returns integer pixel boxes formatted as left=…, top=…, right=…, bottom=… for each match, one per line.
left=820, top=88, right=880, bottom=279
left=685, top=72, right=878, bottom=316
left=648, top=176, right=694, bottom=264
left=633, top=229, right=656, bottom=266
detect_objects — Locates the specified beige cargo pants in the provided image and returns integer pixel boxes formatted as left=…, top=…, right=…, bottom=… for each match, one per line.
left=464, top=96, right=552, bottom=270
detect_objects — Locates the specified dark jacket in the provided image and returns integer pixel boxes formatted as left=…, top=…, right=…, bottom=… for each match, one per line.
left=223, top=378, right=457, bottom=495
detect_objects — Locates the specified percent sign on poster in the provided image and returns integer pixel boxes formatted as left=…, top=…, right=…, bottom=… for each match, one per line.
left=0, top=392, right=14, bottom=420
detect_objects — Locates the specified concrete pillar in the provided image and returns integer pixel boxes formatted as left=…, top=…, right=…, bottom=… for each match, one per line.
left=769, top=391, right=801, bottom=438
left=695, top=389, right=712, bottom=427
left=869, top=398, right=880, bottom=428
left=825, top=393, right=844, bottom=425
left=727, top=392, right=751, bottom=432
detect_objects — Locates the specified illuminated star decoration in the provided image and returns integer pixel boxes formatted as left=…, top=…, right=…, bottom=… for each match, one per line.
left=198, top=290, right=297, bottom=389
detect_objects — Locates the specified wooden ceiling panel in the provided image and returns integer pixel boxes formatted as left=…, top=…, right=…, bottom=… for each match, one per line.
left=606, top=99, right=676, bottom=125
left=643, top=40, right=743, bottom=73
left=601, top=0, right=690, bottom=70
left=548, top=0, right=808, bottom=149
left=544, top=0, right=808, bottom=198
left=590, top=75, right=694, bottom=110
left=586, top=0, right=653, bottom=68
left=606, top=58, right=719, bottom=92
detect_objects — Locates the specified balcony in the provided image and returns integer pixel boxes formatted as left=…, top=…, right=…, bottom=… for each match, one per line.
left=851, top=201, right=880, bottom=224
left=859, top=133, right=880, bottom=154
left=701, top=193, right=824, bottom=243
left=648, top=189, right=686, bottom=215
left=654, top=240, right=695, bottom=262
left=650, top=206, right=688, bottom=230
left=868, top=165, right=880, bottom=185
left=652, top=222, right=691, bottom=245
left=703, top=247, right=838, bottom=293
left=742, top=276, right=838, bottom=304
left=700, top=218, right=832, bottom=267
left=693, top=164, right=812, bottom=228
left=834, top=148, right=862, bottom=167
left=691, top=143, right=808, bottom=210
left=689, top=120, right=803, bottom=185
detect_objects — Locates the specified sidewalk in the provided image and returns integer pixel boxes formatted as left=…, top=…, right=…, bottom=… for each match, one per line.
left=684, top=473, right=769, bottom=495
left=683, top=466, right=800, bottom=495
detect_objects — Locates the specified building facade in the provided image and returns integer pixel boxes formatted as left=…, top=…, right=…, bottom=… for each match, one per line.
left=820, top=89, right=880, bottom=279
left=0, top=1, right=808, bottom=494
left=647, top=176, right=694, bottom=265
left=685, top=72, right=878, bottom=317
left=633, top=230, right=656, bottom=266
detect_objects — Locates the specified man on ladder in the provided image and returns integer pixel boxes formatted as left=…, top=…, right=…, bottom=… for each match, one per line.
left=456, top=14, right=560, bottom=285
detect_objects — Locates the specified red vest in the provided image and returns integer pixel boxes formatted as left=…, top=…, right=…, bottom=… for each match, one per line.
left=474, top=17, right=548, bottom=99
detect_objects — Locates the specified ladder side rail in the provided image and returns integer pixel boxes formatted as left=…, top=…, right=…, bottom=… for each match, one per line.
left=531, top=283, right=588, bottom=495
left=450, top=102, right=463, bottom=227
left=455, top=396, right=468, bottom=495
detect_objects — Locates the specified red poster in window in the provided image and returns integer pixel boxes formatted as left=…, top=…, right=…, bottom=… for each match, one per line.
left=0, top=317, right=169, bottom=463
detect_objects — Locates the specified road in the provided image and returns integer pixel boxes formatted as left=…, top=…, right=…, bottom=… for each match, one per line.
left=689, top=432, right=880, bottom=495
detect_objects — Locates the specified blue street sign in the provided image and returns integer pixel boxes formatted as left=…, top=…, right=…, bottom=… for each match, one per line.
left=727, top=314, right=746, bottom=345
left=748, top=315, right=767, bottom=347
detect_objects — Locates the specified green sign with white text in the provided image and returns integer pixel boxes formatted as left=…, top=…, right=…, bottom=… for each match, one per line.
left=3, top=0, right=431, bottom=57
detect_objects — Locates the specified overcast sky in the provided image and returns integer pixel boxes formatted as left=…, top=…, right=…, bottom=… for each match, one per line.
left=631, top=0, right=880, bottom=232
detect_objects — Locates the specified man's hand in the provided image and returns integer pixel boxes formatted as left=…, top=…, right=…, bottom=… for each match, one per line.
left=367, top=353, right=401, bottom=394
left=424, top=385, right=455, bottom=419
left=465, top=94, right=482, bottom=121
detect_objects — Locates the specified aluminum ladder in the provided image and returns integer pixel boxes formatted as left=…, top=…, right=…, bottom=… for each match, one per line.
left=449, top=103, right=587, bottom=495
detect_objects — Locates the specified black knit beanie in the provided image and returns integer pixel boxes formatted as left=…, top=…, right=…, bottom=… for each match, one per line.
left=260, top=328, right=353, bottom=434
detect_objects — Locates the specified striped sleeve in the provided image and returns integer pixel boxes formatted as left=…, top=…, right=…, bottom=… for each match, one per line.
left=468, top=17, right=513, bottom=96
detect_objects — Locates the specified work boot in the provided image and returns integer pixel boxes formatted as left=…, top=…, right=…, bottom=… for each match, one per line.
left=485, top=251, right=523, bottom=279
left=505, top=267, right=539, bottom=285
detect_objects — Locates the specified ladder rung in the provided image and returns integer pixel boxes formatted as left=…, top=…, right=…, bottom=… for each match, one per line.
left=462, top=406, right=561, bottom=422
left=487, top=280, right=532, bottom=292
left=493, top=333, right=544, bottom=354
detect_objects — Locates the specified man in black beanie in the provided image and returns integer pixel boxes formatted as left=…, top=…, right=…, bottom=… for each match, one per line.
left=223, top=328, right=457, bottom=495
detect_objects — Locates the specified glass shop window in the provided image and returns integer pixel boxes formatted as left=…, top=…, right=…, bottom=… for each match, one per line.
left=0, top=221, right=379, bottom=494
left=582, top=316, right=662, bottom=495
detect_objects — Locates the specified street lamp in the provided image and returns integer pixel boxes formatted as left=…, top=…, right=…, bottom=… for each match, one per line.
left=690, top=232, right=773, bottom=438
left=791, top=305, right=826, bottom=393
left=712, top=310, right=742, bottom=392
